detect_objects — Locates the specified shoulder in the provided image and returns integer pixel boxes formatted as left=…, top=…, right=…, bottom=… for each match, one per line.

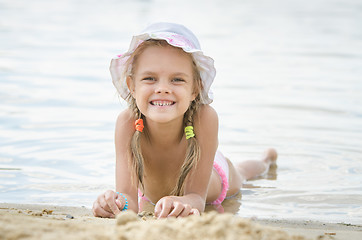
left=116, top=108, right=134, bottom=126
left=115, top=108, right=135, bottom=143
left=194, top=105, right=219, bottom=142
left=194, top=104, right=219, bottom=129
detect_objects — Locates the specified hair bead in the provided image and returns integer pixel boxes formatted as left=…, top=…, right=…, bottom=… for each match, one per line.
left=135, top=119, right=144, bottom=132
left=185, top=126, right=195, bottom=139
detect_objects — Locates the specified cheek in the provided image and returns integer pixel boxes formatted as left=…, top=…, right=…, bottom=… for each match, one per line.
left=134, top=98, right=147, bottom=116
left=133, top=84, right=148, bottom=96
left=134, top=87, right=151, bottom=108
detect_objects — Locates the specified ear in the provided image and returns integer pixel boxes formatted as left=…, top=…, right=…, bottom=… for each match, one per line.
left=191, top=92, right=197, bottom=101
left=126, top=76, right=135, bottom=97
left=191, top=85, right=200, bottom=101
left=191, top=78, right=201, bottom=102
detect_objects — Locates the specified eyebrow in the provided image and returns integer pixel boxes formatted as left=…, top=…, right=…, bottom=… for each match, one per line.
left=139, top=71, right=190, bottom=77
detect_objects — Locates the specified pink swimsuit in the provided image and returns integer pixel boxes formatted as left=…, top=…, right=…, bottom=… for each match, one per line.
left=138, top=150, right=230, bottom=205
left=210, top=151, right=229, bottom=205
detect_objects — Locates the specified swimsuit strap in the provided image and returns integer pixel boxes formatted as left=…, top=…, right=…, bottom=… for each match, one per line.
left=138, top=189, right=156, bottom=206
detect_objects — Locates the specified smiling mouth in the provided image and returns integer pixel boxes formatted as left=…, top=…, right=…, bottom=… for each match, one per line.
left=150, top=100, right=175, bottom=106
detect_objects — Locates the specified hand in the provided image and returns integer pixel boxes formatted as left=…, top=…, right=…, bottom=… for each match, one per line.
left=92, top=190, right=125, bottom=218
left=154, top=196, right=200, bottom=219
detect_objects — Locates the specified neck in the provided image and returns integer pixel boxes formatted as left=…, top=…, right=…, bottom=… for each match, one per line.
left=144, top=118, right=185, bottom=147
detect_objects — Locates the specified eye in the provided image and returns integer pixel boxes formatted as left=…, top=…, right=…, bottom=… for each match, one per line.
left=142, top=77, right=156, bottom=81
left=172, top=78, right=185, bottom=83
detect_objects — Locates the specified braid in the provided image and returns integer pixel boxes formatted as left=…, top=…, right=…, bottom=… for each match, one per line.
left=171, top=98, right=201, bottom=196
left=127, top=94, right=146, bottom=191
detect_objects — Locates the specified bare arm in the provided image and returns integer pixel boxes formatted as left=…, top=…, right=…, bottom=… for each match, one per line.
left=184, top=105, right=219, bottom=209
left=114, top=109, right=139, bottom=212
left=155, top=105, right=219, bottom=218
left=92, top=109, right=139, bottom=217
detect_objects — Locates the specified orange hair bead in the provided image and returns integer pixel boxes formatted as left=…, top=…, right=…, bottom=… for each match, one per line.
left=135, top=119, right=144, bottom=132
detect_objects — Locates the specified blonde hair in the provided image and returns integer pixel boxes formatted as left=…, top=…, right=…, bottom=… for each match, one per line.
left=124, top=40, right=202, bottom=196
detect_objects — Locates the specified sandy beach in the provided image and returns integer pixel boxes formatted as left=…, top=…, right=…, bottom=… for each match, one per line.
left=0, top=203, right=360, bottom=240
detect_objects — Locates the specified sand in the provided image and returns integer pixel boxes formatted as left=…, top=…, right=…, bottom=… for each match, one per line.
left=0, top=203, right=361, bottom=240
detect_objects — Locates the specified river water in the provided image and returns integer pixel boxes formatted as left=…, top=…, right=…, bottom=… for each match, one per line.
left=0, top=0, right=361, bottom=224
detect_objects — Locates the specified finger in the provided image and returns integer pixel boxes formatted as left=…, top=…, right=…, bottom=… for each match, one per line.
left=115, top=198, right=124, bottom=210
left=154, top=198, right=168, bottom=218
left=98, top=195, right=111, bottom=212
left=104, top=191, right=121, bottom=215
left=156, top=199, right=173, bottom=219
left=189, top=208, right=200, bottom=216
left=94, top=206, right=115, bottom=218
left=92, top=201, right=115, bottom=218
left=168, top=202, right=184, bottom=218
left=178, top=204, right=192, bottom=218
left=154, top=200, right=162, bottom=218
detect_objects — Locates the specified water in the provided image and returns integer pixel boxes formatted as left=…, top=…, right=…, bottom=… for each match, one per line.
left=0, top=0, right=361, bottom=224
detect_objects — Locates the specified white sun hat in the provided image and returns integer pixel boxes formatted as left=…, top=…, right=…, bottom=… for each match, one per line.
left=110, top=22, right=216, bottom=104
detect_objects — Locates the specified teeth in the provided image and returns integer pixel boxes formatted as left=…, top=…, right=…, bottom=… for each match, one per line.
left=152, top=101, right=173, bottom=106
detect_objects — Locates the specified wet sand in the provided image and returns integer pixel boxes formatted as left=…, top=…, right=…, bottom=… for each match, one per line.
left=1, top=203, right=361, bottom=240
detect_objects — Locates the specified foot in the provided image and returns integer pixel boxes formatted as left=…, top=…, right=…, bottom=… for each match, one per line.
left=262, top=148, right=278, bottom=166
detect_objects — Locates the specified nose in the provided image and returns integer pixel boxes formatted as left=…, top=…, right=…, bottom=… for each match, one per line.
left=155, top=80, right=171, bottom=94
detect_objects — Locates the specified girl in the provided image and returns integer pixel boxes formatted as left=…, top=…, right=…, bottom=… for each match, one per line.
left=92, top=22, right=277, bottom=219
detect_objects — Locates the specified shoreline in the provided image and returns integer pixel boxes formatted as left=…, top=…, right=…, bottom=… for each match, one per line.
left=1, top=203, right=361, bottom=240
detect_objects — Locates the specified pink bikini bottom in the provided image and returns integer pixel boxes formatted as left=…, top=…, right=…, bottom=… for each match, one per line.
left=210, top=151, right=229, bottom=205
left=138, top=150, right=230, bottom=206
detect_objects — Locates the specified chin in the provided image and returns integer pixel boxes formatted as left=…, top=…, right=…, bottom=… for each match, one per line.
left=145, top=113, right=184, bottom=125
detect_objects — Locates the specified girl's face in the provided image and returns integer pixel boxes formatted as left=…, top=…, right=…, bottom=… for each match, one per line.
left=127, top=45, right=197, bottom=124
